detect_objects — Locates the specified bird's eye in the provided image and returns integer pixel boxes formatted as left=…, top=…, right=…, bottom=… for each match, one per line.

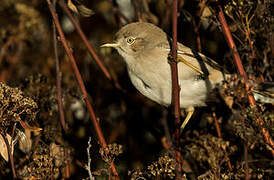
left=126, top=37, right=135, bottom=45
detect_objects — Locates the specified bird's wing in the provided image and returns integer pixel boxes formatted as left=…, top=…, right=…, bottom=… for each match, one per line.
left=176, top=43, right=224, bottom=73
left=158, top=42, right=225, bottom=76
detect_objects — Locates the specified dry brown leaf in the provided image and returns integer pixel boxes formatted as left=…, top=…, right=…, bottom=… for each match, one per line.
left=67, top=0, right=78, bottom=13
left=0, top=133, right=14, bottom=161
left=50, top=143, right=65, bottom=167
left=18, top=129, right=32, bottom=153
left=19, top=120, right=42, bottom=132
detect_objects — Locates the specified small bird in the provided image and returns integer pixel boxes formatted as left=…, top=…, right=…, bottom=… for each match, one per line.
left=102, top=22, right=228, bottom=129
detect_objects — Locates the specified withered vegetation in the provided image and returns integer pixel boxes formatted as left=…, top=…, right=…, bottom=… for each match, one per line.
left=0, top=0, right=273, bottom=179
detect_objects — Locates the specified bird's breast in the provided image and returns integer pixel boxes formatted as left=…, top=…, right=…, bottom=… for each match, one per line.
left=123, top=53, right=219, bottom=108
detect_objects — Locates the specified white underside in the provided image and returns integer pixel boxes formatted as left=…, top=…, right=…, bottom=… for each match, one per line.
left=128, top=67, right=208, bottom=108
left=118, top=46, right=224, bottom=109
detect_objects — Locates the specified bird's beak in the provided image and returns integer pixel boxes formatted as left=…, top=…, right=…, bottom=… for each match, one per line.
left=100, top=43, right=120, bottom=48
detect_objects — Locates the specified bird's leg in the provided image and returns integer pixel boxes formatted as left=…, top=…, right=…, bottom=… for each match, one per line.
left=180, top=106, right=195, bottom=130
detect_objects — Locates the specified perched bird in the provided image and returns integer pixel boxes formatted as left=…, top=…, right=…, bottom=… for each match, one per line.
left=101, top=22, right=228, bottom=129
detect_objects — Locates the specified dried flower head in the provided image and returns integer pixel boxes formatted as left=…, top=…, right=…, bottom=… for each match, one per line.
left=147, top=155, right=176, bottom=179
left=99, top=143, right=123, bottom=164
left=0, top=82, right=37, bottom=133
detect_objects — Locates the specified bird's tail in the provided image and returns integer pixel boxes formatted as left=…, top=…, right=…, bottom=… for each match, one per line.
left=253, top=82, right=274, bottom=104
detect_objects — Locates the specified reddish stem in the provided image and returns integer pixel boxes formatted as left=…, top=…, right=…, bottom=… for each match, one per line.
left=52, top=10, right=67, bottom=132
left=216, top=3, right=274, bottom=156
left=171, top=0, right=182, bottom=179
left=60, top=0, right=123, bottom=92
left=217, top=5, right=253, bottom=102
left=65, top=149, right=70, bottom=178
left=45, top=0, right=119, bottom=177
left=60, top=0, right=110, bottom=79
left=212, top=112, right=233, bottom=172
left=194, top=0, right=207, bottom=52
left=213, top=112, right=221, bottom=138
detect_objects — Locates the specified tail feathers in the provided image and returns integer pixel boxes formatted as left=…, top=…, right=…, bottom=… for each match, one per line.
left=253, top=82, right=274, bottom=104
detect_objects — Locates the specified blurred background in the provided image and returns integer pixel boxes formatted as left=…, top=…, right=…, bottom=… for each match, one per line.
left=0, top=0, right=273, bottom=179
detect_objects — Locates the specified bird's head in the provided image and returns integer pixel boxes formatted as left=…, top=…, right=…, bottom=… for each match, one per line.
left=101, top=22, right=168, bottom=59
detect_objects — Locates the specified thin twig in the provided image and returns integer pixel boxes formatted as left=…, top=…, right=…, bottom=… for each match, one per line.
left=212, top=112, right=233, bottom=172
left=237, top=10, right=256, bottom=60
left=131, top=0, right=141, bottom=21
left=64, top=149, right=70, bottom=178
left=52, top=0, right=67, bottom=132
left=11, top=123, right=17, bottom=147
left=0, top=36, right=15, bottom=64
left=213, top=112, right=221, bottom=137
left=194, top=0, right=207, bottom=52
left=216, top=2, right=274, bottom=156
left=60, top=0, right=122, bottom=91
left=52, top=0, right=70, bottom=175
left=112, top=7, right=130, bottom=24
left=160, top=1, right=172, bottom=28
left=45, top=0, right=119, bottom=177
left=60, top=0, right=110, bottom=79
left=86, top=137, right=95, bottom=180
left=171, top=0, right=182, bottom=179
left=216, top=4, right=253, bottom=101
left=161, top=109, right=174, bottom=153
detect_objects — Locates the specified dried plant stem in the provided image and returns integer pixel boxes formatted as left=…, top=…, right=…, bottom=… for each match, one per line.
left=239, top=113, right=250, bottom=180
left=0, top=36, right=21, bottom=81
left=52, top=1, right=70, bottom=175
left=171, top=0, right=182, bottom=179
left=86, top=137, right=95, bottom=180
left=64, top=149, right=70, bottom=178
left=46, top=0, right=119, bottom=178
left=0, top=36, right=15, bottom=64
left=131, top=0, right=141, bottom=21
left=60, top=0, right=110, bottom=79
left=60, top=0, right=122, bottom=91
left=212, top=112, right=221, bottom=138
left=212, top=112, right=233, bottom=172
left=238, top=10, right=256, bottom=60
left=194, top=0, right=207, bottom=52
left=113, top=7, right=130, bottom=24
left=216, top=3, right=274, bottom=156
left=161, top=110, right=173, bottom=151
left=52, top=6, right=67, bottom=133
left=11, top=123, right=17, bottom=146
